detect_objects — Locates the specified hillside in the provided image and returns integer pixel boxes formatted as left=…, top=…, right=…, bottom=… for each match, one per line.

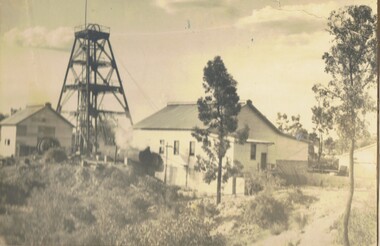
left=0, top=159, right=376, bottom=246
left=0, top=160, right=224, bottom=245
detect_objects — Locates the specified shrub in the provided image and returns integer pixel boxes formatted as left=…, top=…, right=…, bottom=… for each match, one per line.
left=244, top=193, right=288, bottom=229
left=331, top=207, right=376, bottom=246
left=192, top=200, right=220, bottom=218
left=270, top=222, right=287, bottom=235
left=286, top=188, right=317, bottom=206
left=125, top=211, right=226, bottom=246
left=137, top=175, right=180, bottom=204
left=244, top=171, right=285, bottom=195
left=99, top=166, right=134, bottom=189
left=292, top=212, right=308, bottom=230
left=43, top=148, right=67, bottom=163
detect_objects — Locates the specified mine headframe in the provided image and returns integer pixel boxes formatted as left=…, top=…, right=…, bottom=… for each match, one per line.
left=57, top=23, right=132, bottom=156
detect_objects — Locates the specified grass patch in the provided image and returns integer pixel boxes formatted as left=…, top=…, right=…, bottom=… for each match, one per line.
left=330, top=207, right=376, bottom=246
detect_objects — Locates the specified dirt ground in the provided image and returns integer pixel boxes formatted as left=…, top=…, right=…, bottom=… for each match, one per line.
left=214, top=185, right=376, bottom=246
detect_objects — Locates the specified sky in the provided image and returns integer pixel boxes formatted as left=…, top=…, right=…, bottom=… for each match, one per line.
left=0, top=0, right=377, bottom=133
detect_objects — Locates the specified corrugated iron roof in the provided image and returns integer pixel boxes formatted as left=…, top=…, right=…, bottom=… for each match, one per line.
left=134, top=102, right=309, bottom=144
left=0, top=105, right=44, bottom=126
left=133, top=103, right=204, bottom=130
left=0, top=104, right=74, bottom=127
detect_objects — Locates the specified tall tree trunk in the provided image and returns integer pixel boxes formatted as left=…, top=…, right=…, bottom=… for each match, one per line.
left=318, top=134, right=323, bottom=170
left=216, top=156, right=222, bottom=204
left=343, top=137, right=355, bottom=246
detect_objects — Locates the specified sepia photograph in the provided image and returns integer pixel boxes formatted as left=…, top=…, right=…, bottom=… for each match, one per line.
left=0, top=0, right=377, bottom=245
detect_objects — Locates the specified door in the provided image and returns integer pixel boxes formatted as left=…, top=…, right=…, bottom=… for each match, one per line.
left=261, top=153, right=267, bottom=171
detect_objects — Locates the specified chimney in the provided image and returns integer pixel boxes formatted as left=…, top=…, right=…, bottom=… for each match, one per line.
left=246, top=99, right=253, bottom=106
left=45, top=102, right=52, bottom=108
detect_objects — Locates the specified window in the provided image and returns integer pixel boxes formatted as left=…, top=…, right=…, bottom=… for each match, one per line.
left=6, top=139, right=10, bottom=146
left=174, top=140, right=179, bottom=155
left=17, top=125, right=27, bottom=136
left=189, top=141, right=195, bottom=156
left=250, top=143, right=256, bottom=160
left=159, top=139, right=165, bottom=154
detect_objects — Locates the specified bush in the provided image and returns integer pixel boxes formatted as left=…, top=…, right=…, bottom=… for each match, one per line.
left=282, top=188, right=317, bottom=208
left=270, top=222, right=287, bottom=235
left=43, top=148, right=67, bottom=163
left=244, top=193, right=288, bottom=229
left=292, top=212, right=308, bottom=230
left=125, top=211, right=226, bottom=246
left=331, top=207, right=376, bottom=246
left=137, top=175, right=180, bottom=204
left=244, top=171, right=285, bottom=195
left=99, top=166, right=135, bottom=189
left=192, top=200, right=220, bottom=218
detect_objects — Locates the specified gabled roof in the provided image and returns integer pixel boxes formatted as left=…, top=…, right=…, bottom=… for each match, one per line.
left=133, top=103, right=203, bottom=130
left=0, top=104, right=74, bottom=127
left=134, top=101, right=309, bottom=143
left=339, top=143, right=377, bottom=157
left=244, top=102, right=309, bottom=143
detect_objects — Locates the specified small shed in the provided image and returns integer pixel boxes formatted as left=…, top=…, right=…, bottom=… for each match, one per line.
left=0, top=103, right=74, bottom=157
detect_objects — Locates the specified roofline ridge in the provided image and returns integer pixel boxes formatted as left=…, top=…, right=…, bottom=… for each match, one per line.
left=26, top=104, right=45, bottom=108
left=167, top=99, right=248, bottom=106
left=167, top=101, right=197, bottom=106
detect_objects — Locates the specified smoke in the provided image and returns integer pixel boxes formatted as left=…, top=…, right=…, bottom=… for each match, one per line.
left=3, top=26, right=73, bottom=51
left=114, top=117, right=134, bottom=151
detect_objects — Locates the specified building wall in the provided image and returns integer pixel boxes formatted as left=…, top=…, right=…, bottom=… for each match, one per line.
left=237, top=106, right=309, bottom=163
left=234, top=143, right=271, bottom=174
left=15, top=108, right=72, bottom=154
left=0, top=126, right=17, bottom=156
left=132, top=129, right=241, bottom=194
left=273, top=134, right=309, bottom=161
left=338, top=144, right=376, bottom=179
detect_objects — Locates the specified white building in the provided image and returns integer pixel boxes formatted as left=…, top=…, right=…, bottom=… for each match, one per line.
left=132, top=100, right=309, bottom=194
left=0, top=103, right=73, bottom=157
left=338, top=143, right=377, bottom=179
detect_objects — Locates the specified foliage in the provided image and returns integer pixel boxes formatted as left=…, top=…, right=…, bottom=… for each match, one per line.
left=192, top=199, right=220, bottom=218
left=0, top=113, right=7, bottom=122
left=282, top=188, right=317, bottom=207
left=323, top=137, right=335, bottom=155
left=244, top=193, right=288, bottom=229
left=313, top=5, right=377, bottom=140
left=137, top=175, right=180, bottom=204
left=270, top=222, right=287, bottom=235
left=331, top=207, right=376, bottom=246
left=43, top=147, right=67, bottom=163
left=311, top=100, right=334, bottom=161
left=276, top=113, right=312, bottom=159
left=276, top=113, right=308, bottom=141
left=125, top=210, right=226, bottom=246
left=244, top=171, right=285, bottom=195
left=233, top=124, right=250, bottom=145
left=312, top=5, right=376, bottom=246
left=0, top=162, right=216, bottom=246
left=192, top=56, right=246, bottom=204
left=293, top=212, right=308, bottom=230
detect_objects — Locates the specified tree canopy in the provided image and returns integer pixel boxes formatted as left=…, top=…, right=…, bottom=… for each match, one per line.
left=312, top=5, right=376, bottom=246
left=192, top=56, right=246, bottom=204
